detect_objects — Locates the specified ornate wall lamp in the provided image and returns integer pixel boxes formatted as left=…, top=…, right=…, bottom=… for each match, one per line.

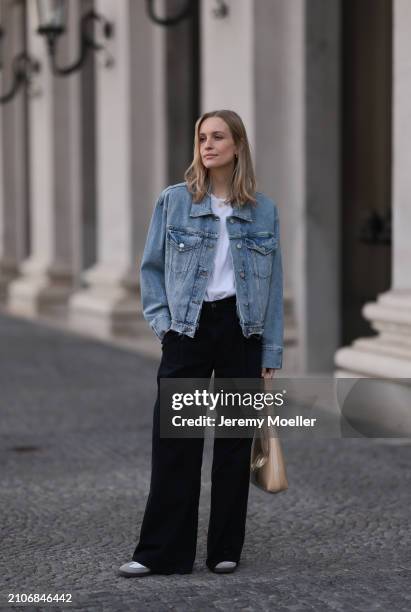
left=35, top=0, right=114, bottom=76
left=0, top=7, right=40, bottom=105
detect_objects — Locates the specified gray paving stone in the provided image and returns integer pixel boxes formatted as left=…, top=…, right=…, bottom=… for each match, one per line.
left=1, top=313, right=411, bottom=611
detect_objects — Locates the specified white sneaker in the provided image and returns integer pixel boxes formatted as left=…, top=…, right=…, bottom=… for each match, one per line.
left=119, top=561, right=151, bottom=577
left=213, top=561, right=237, bottom=573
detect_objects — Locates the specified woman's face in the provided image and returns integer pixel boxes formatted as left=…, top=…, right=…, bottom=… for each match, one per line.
left=199, top=117, right=238, bottom=170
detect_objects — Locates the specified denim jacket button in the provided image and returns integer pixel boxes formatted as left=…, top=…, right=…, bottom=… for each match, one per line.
left=179, top=242, right=184, bottom=248
left=239, top=271, right=245, bottom=278
left=236, top=243, right=242, bottom=249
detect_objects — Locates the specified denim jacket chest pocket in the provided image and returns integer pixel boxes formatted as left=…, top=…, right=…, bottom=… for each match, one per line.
left=244, top=235, right=278, bottom=278
left=166, top=228, right=203, bottom=276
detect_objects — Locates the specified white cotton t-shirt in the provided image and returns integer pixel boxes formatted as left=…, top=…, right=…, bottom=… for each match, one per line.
left=204, top=193, right=236, bottom=302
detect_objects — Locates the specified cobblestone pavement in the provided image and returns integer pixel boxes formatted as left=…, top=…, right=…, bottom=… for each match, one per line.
left=1, top=313, right=411, bottom=612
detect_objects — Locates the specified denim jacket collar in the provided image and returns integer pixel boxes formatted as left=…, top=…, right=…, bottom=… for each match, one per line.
left=189, top=191, right=253, bottom=222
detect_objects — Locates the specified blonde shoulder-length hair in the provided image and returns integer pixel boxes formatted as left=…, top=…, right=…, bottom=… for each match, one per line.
left=184, top=109, right=257, bottom=207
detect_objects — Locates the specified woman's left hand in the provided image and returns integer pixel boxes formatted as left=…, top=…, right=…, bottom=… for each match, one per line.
left=261, top=368, right=277, bottom=379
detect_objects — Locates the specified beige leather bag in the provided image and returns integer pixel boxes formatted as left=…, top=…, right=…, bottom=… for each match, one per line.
left=250, top=377, right=289, bottom=493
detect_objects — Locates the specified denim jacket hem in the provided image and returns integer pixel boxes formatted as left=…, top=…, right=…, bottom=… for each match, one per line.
left=165, top=321, right=265, bottom=339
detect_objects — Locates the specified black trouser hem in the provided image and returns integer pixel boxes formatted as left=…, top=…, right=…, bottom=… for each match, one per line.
left=131, top=555, right=194, bottom=575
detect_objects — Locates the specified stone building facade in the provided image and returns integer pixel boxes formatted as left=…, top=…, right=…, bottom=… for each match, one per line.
left=0, top=0, right=410, bottom=376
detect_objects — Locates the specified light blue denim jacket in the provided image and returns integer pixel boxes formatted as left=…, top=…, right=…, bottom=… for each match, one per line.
left=140, top=182, right=284, bottom=369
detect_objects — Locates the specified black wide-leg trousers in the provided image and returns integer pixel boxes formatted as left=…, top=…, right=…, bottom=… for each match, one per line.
left=132, top=295, right=262, bottom=574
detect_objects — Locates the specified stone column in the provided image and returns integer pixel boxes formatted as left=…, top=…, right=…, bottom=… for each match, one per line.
left=253, top=0, right=305, bottom=372
left=335, top=0, right=411, bottom=378
left=0, top=0, right=28, bottom=298
left=301, top=0, right=341, bottom=373
left=201, top=0, right=255, bottom=146
left=68, top=0, right=167, bottom=335
left=202, top=0, right=341, bottom=373
left=7, top=0, right=82, bottom=315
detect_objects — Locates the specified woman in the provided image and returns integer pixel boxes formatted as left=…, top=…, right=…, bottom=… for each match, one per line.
left=119, top=109, right=283, bottom=577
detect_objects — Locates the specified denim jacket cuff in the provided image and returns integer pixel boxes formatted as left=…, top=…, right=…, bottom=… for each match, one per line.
left=150, top=312, right=172, bottom=342
left=262, top=344, right=283, bottom=369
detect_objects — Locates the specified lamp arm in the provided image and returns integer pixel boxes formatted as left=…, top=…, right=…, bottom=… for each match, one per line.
left=0, top=71, right=24, bottom=104
left=0, top=52, right=40, bottom=104
left=48, top=10, right=112, bottom=76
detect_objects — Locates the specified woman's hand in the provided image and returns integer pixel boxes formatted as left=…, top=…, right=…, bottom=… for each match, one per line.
left=261, top=368, right=277, bottom=379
